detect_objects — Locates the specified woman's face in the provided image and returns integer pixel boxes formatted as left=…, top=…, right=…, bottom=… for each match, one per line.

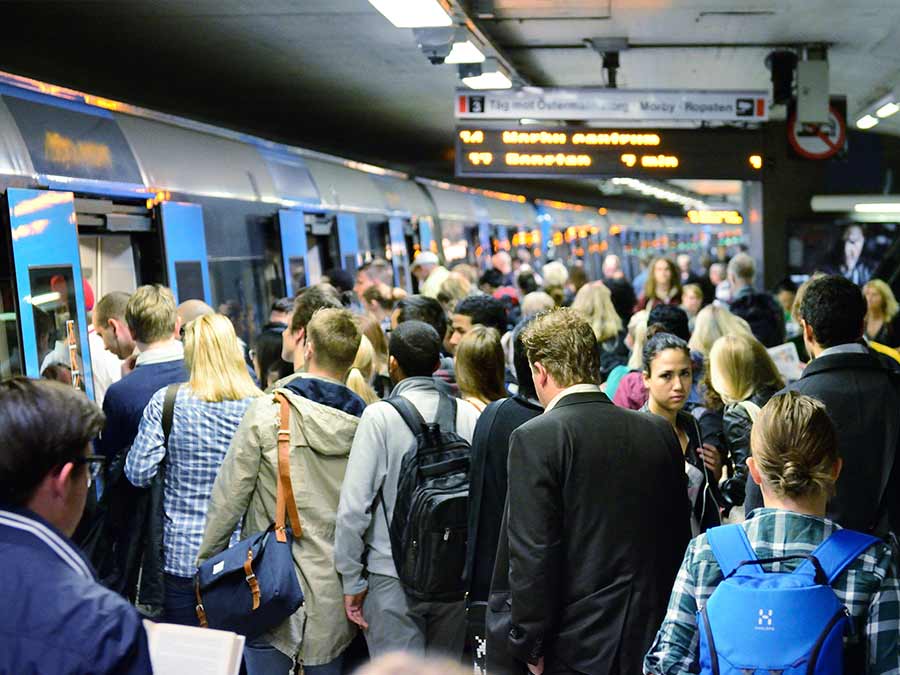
left=682, top=292, right=702, bottom=315
left=653, top=260, right=672, bottom=288
left=864, top=285, right=883, bottom=313
left=643, top=348, right=692, bottom=414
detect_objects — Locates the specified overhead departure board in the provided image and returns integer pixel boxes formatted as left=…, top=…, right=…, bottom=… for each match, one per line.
left=455, top=126, right=766, bottom=180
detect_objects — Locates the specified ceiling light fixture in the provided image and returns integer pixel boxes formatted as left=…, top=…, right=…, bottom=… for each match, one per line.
left=856, top=114, right=879, bottom=130
left=876, top=101, right=899, bottom=118
left=854, top=202, right=900, bottom=213
left=460, top=58, right=512, bottom=89
left=368, top=0, right=452, bottom=28
left=445, top=40, right=485, bottom=64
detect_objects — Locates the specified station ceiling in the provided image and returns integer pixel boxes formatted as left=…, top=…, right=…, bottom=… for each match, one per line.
left=1, top=1, right=898, bottom=205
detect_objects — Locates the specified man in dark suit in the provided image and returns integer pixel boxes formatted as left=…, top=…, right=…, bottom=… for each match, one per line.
left=508, top=309, right=692, bottom=675
left=745, top=275, right=900, bottom=533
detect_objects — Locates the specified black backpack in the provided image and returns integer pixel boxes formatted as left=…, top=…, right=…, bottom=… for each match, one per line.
left=381, top=394, right=471, bottom=602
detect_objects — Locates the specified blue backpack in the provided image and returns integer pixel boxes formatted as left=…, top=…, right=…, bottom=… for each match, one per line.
left=699, top=524, right=879, bottom=675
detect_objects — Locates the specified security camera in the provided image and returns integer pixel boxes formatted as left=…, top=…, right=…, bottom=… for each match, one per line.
left=413, top=27, right=457, bottom=65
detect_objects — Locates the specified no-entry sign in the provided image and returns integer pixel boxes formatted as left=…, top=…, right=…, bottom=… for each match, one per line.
left=788, top=105, right=846, bottom=160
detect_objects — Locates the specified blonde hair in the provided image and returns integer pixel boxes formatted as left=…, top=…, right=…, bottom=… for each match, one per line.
left=626, top=309, right=649, bottom=370
left=522, top=291, right=555, bottom=318
left=437, top=273, right=472, bottom=315
left=709, top=333, right=784, bottom=404
left=751, top=391, right=839, bottom=499
left=688, top=304, right=753, bottom=356
left=864, top=279, right=899, bottom=323
left=455, top=326, right=506, bottom=405
left=184, top=314, right=262, bottom=402
left=521, top=309, right=600, bottom=388
left=357, top=313, right=389, bottom=375
left=125, top=284, right=176, bottom=344
left=571, top=281, right=623, bottom=343
left=682, top=283, right=703, bottom=302
left=306, top=308, right=361, bottom=378
left=345, top=335, right=379, bottom=405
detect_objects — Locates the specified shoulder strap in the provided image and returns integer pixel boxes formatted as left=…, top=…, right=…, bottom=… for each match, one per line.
left=161, top=383, right=180, bottom=449
left=273, top=393, right=303, bottom=544
left=707, top=524, right=763, bottom=577
left=385, top=395, right=428, bottom=436
left=795, top=528, right=880, bottom=584
left=435, top=393, right=457, bottom=433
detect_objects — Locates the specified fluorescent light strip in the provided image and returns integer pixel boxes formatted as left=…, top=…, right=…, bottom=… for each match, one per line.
left=876, top=102, right=899, bottom=118
left=367, top=0, right=451, bottom=28
left=857, top=114, right=879, bottom=130
left=445, top=40, right=485, bottom=64
left=854, top=203, right=900, bottom=213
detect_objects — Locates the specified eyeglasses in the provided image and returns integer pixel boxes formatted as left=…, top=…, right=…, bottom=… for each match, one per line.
left=73, top=454, right=106, bottom=488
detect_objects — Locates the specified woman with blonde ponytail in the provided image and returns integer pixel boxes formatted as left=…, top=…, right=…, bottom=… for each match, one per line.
left=645, top=391, right=900, bottom=675
left=125, top=313, right=262, bottom=625
left=345, top=335, right=380, bottom=405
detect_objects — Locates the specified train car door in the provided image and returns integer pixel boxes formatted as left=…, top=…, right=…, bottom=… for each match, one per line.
left=158, top=202, right=211, bottom=305
left=278, top=209, right=308, bottom=297
left=336, top=213, right=359, bottom=274
left=388, top=217, right=412, bottom=292
left=5, top=188, right=95, bottom=398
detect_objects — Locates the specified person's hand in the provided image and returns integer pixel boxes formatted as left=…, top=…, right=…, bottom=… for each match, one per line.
left=344, top=590, right=368, bottom=630
left=697, top=443, right=723, bottom=482
left=527, top=657, right=544, bottom=675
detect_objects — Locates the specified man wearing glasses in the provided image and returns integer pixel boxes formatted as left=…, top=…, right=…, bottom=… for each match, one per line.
left=0, top=377, right=151, bottom=674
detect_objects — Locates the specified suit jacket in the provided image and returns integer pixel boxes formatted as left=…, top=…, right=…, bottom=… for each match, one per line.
left=744, top=349, right=900, bottom=533
left=507, top=391, right=692, bottom=674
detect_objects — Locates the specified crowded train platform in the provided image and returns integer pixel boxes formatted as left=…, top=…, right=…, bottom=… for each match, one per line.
left=2, top=2, right=900, bottom=674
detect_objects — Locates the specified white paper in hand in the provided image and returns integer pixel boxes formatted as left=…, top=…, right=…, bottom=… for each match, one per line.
left=143, top=621, right=244, bottom=675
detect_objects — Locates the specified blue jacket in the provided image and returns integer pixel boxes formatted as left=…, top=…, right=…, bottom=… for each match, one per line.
left=97, top=357, right=188, bottom=458
left=0, top=507, right=152, bottom=674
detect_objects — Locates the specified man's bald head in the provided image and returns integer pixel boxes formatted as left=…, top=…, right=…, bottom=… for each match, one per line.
left=177, top=300, right=215, bottom=326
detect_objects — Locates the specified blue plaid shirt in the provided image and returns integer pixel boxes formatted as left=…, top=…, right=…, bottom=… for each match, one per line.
left=644, top=509, right=900, bottom=675
left=125, top=385, right=256, bottom=577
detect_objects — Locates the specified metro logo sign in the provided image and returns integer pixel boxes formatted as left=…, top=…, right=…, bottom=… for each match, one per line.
left=455, top=88, right=769, bottom=123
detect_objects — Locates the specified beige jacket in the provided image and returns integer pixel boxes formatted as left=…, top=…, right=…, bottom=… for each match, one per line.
left=198, top=385, right=359, bottom=665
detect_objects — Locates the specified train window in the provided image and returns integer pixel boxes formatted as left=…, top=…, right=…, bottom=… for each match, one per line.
left=27, top=266, right=85, bottom=391
left=174, top=261, right=205, bottom=303
left=288, top=257, right=306, bottom=293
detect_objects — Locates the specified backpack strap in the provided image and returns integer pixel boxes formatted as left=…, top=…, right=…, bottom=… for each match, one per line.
left=273, top=393, right=303, bottom=544
left=385, top=396, right=428, bottom=436
left=161, top=383, right=180, bottom=449
left=795, top=529, right=880, bottom=584
left=434, top=393, right=457, bottom=433
left=707, top=524, right=764, bottom=577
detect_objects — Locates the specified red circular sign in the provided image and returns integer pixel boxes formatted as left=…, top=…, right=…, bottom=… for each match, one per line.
left=788, top=106, right=846, bottom=160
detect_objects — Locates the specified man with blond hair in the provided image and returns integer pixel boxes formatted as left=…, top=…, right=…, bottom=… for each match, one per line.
left=82, top=285, right=188, bottom=607
left=507, top=309, right=690, bottom=675
left=200, top=308, right=365, bottom=673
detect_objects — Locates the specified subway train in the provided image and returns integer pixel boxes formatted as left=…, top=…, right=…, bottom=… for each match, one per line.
left=0, top=72, right=742, bottom=400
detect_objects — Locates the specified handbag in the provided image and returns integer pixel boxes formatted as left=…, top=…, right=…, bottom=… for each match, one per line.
left=194, top=393, right=304, bottom=638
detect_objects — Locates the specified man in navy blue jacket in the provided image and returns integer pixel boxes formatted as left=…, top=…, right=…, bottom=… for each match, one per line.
left=0, top=377, right=151, bottom=674
left=86, top=284, right=188, bottom=606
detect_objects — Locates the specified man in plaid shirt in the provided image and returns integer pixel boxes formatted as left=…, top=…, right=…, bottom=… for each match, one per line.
left=645, top=392, right=900, bottom=675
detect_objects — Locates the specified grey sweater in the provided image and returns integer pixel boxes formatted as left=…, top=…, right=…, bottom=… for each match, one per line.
left=334, top=377, right=480, bottom=594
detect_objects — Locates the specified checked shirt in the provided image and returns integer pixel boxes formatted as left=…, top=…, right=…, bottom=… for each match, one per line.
left=126, top=385, right=254, bottom=578
left=644, top=508, right=900, bottom=675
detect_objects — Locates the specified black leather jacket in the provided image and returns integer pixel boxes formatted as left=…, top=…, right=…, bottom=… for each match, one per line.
left=720, top=386, right=777, bottom=507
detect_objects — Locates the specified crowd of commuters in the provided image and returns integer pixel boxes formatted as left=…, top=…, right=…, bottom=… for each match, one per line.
left=2, top=246, right=900, bottom=675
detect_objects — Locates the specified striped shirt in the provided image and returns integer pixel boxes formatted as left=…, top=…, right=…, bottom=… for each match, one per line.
left=644, top=508, right=900, bottom=675
left=125, top=385, right=255, bottom=577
